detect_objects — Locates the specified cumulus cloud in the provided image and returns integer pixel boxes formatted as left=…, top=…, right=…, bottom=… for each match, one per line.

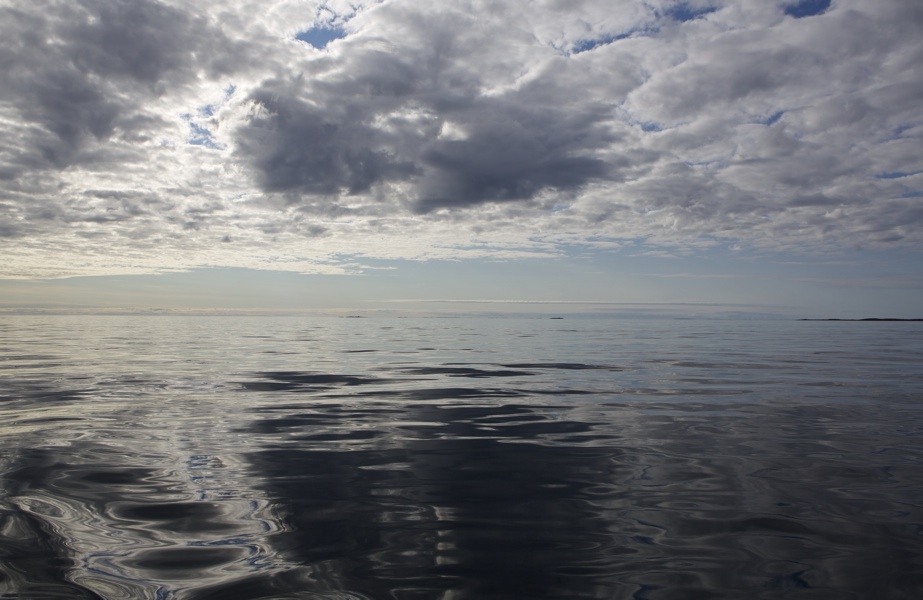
left=0, top=0, right=921, bottom=277
left=0, top=0, right=240, bottom=175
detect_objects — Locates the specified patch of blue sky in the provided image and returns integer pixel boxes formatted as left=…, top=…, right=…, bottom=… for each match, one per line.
left=295, top=26, right=346, bottom=49
left=784, top=0, right=831, bottom=19
left=195, top=84, right=237, bottom=121
left=182, top=114, right=221, bottom=149
left=876, top=171, right=919, bottom=179
left=684, top=160, right=723, bottom=171
left=572, top=33, right=632, bottom=54
left=663, top=3, right=718, bottom=23
left=760, top=111, right=784, bottom=126
left=572, top=3, right=715, bottom=54
left=892, top=124, right=914, bottom=138
left=196, top=86, right=236, bottom=120
left=571, top=25, right=660, bottom=54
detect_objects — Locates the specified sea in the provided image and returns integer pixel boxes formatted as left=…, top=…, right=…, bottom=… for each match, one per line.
left=1, top=314, right=922, bottom=599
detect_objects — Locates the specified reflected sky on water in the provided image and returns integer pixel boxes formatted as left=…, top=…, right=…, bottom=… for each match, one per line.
left=1, top=316, right=923, bottom=599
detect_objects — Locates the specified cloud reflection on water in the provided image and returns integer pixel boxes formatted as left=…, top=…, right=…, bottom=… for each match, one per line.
left=1, top=316, right=923, bottom=599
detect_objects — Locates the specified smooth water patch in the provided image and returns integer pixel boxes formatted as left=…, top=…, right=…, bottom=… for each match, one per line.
left=1, top=316, right=922, bottom=599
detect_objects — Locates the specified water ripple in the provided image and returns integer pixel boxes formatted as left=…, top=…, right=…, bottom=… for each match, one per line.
left=2, top=316, right=923, bottom=598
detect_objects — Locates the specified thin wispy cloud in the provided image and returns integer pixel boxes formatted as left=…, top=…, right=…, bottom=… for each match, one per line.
left=650, top=273, right=745, bottom=279
left=391, top=299, right=763, bottom=306
left=796, top=275, right=923, bottom=289
left=0, top=0, right=921, bottom=279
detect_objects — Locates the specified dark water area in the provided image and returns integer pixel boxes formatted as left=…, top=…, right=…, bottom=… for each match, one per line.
left=1, top=316, right=922, bottom=599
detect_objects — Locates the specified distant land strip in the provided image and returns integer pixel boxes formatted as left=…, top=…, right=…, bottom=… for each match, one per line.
left=799, top=318, right=923, bottom=322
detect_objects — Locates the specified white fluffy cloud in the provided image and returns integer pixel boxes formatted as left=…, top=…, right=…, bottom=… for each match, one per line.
left=1, top=0, right=920, bottom=277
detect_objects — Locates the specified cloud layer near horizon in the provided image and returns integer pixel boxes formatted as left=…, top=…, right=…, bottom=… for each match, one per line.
left=1, top=0, right=921, bottom=277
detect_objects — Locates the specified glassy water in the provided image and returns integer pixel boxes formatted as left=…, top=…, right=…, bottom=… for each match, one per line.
left=1, top=315, right=922, bottom=599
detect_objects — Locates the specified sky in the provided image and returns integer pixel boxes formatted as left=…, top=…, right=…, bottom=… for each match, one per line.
left=0, top=0, right=921, bottom=317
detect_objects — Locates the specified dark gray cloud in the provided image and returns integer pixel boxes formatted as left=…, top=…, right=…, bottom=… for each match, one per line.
left=235, top=77, right=420, bottom=197
left=233, top=6, right=616, bottom=212
left=414, top=101, right=612, bottom=212
left=0, top=0, right=237, bottom=176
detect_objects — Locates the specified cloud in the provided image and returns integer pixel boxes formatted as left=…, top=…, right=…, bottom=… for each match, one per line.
left=413, top=101, right=613, bottom=211
left=0, top=0, right=242, bottom=176
left=234, top=75, right=421, bottom=197
left=0, top=0, right=921, bottom=278
left=232, top=2, right=616, bottom=212
left=650, top=273, right=745, bottom=279
left=796, top=274, right=923, bottom=289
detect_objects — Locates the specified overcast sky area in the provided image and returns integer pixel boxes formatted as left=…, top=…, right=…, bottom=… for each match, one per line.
left=1, top=0, right=921, bottom=317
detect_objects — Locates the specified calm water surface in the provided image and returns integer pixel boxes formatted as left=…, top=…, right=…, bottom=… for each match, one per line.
left=1, top=315, right=922, bottom=599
